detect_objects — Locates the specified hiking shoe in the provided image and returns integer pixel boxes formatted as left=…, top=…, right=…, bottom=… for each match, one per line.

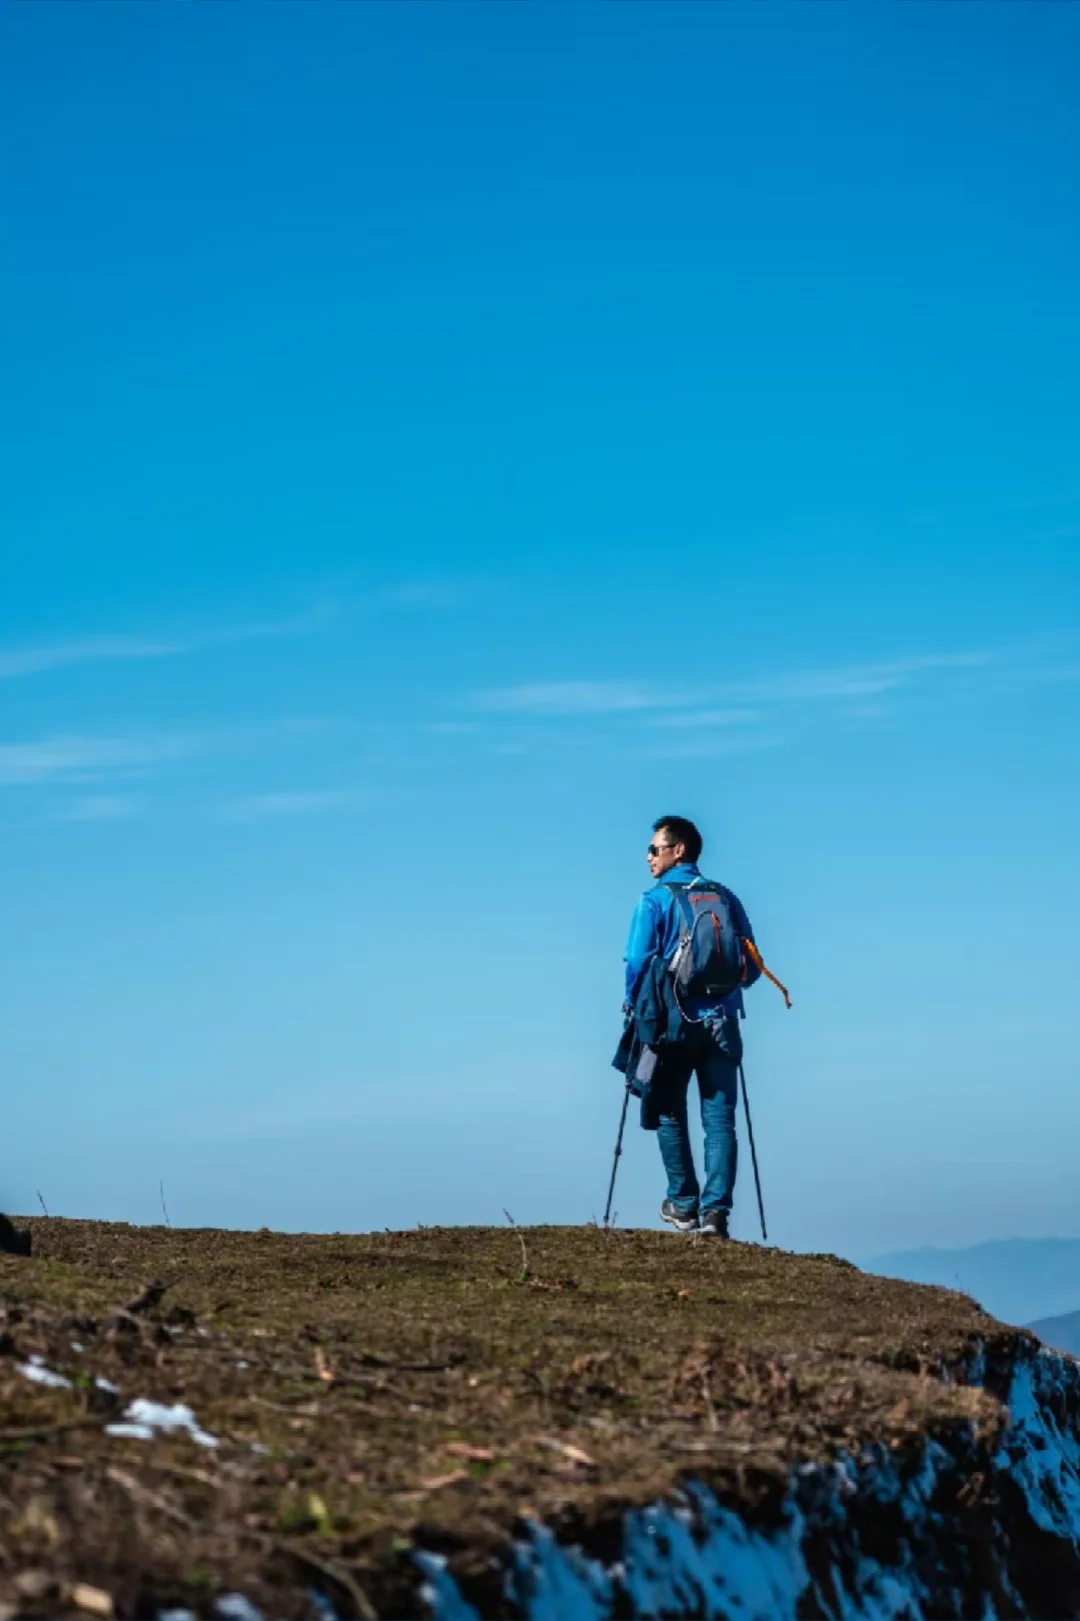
left=660, top=1200, right=699, bottom=1233
left=699, top=1208, right=730, bottom=1239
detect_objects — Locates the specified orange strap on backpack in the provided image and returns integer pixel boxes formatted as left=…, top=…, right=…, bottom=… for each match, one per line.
left=742, top=938, right=793, bottom=1010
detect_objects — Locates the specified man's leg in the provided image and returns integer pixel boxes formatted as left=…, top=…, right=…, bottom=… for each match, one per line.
left=697, top=1042, right=740, bottom=1217
left=655, top=1052, right=699, bottom=1219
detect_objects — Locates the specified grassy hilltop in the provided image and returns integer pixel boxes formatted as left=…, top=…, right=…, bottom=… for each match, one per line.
left=0, top=1220, right=1015, bottom=1618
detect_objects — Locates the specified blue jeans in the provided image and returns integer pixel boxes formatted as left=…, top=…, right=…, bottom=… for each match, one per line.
left=656, top=1031, right=739, bottom=1216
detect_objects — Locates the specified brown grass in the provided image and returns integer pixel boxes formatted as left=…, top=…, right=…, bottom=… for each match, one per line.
left=0, top=1218, right=1017, bottom=1618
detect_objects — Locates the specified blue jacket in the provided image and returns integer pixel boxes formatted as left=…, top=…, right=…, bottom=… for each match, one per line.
left=624, top=862, right=760, bottom=1022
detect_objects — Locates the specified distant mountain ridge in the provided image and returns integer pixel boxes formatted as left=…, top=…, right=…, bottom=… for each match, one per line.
left=1027, top=1308, right=1080, bottom=1358
left=861, top=1238, right=1080, bottom=1327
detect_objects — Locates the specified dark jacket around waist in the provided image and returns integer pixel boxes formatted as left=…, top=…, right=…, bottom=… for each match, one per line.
left=612, top=961, right=743, bottom=1129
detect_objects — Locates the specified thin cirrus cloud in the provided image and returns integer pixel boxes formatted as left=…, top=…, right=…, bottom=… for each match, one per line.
left=0, top=734, right=199, bottom=788
left=0, top=605, right=335, bottom=681
left=643, top=708, right=762, bottom=729
left=0, top=636, right=188, bottom=680
left=0, top=582, right=486, bottom=684
left=475, top=680, right=689, bottom=716
left=715, top=651, right=993, bottom=704
left=229, top=790, right=364, bottom=818
left=55, top=795, right=144, bottom=822
left=0, top=719, right=346, bottom=793
left=474, top=651, right=995, bottom=718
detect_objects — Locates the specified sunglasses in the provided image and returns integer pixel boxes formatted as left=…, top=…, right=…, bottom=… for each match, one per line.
left=647, top=843, right=676, bottom=857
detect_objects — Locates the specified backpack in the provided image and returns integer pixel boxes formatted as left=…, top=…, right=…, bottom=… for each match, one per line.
left=664, top=878, right=745, bottom=1015
left=665, top=878, right=793, bottom=1018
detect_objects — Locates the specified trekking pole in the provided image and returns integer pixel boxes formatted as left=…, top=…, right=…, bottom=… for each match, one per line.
left=738, top=1062, right=768, bottom=1243
left=603, top=1078, right=632, bottom=1228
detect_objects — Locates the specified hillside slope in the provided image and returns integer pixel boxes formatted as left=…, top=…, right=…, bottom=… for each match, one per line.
left=1, top=1219, right=1078, bottom=1619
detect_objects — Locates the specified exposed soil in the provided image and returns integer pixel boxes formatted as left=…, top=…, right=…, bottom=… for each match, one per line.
left=0, top=1219, right=1024, bottom=1618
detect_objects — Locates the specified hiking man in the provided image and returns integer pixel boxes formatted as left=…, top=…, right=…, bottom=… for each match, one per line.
left=623, top=816, right=761, bottom=1239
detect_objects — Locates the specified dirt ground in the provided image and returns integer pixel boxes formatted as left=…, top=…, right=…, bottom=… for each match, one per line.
left=0, top=1218, right=1018, bottom=1618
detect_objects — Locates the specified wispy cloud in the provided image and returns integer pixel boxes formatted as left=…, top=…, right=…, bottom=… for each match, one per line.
left=643, top=708, right=762, bottom=729
left=373, top=578, right=488, bottom=611
left=713, top=652, right=992, bottom=704
left=646, top=731, right=789, bottom=762
left=0, top=636, right=188, bottom=680
left=0, top=581, right=480, bottom=684
left=56, top=794, right=144, bottom=822
left=229, top=790, right=364, bottom=818
left=0, top=717, right=350, bottom=813
left=475, top=652, right=994, bottom=720
left=0, top=734, right=198, bottom=787
left=475, top=681, right=684, bottom=716
left=0, top=604, right=338, bottom=682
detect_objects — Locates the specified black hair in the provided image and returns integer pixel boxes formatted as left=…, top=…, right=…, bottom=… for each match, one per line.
left=653, top=815, right=703, bottom=863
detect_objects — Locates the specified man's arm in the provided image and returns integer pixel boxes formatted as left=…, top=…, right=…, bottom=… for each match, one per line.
left=624, top=892, right=663, bottom=1007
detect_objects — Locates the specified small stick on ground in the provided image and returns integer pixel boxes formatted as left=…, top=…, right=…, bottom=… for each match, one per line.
left=160, top=1181, right=172, bottom=1228
left=701, top=1367, right=719, bottom=1434
left=145, top=1461, right=223, bottom=1490
left=247, top=1394, right=323, bottom=1417
left=0, top=1418, right=108, bottom=1447
left=106, top=1465, right=193, bottom=1528
left=270, top=1538, right=378, bottom=1621
left=516, top=1230, right=530, bottom=1281
left=357, top=1351, right=464, bottom=1372
left=36, top=1191, right=49, bottom=1218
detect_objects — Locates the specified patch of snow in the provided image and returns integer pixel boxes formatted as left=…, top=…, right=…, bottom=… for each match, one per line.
left=216, top=1596, right=264, bottom=1621
left=18, top=1355, right=71, bottom=1389
left=106, top=1398, right=219, bottom=1448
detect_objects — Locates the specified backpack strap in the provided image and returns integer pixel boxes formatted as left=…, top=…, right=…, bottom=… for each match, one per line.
left=662, top=881, right=697, bottom=938
left=663, top=877, right=727, bottom=928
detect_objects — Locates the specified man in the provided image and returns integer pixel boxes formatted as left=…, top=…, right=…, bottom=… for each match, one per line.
left=624, top=816, right=759, bottom=1238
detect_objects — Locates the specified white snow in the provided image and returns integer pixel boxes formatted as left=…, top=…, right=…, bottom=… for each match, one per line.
left=18, top=1355, right=72, bottom=1389
left=15, top=1362, right=217, bottom=1450
left=106, top=1398, right=219, bottom=1448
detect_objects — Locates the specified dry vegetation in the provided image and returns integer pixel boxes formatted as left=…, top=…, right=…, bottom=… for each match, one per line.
left=0, top=1218, right=1019, bottom=1618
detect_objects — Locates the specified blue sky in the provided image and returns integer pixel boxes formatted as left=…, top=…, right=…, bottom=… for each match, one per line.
left=2, top=3, right=1078, bottom=1258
